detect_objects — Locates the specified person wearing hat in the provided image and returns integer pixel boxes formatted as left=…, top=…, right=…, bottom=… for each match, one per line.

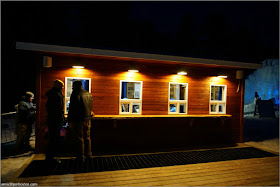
left=15, top=91, right=36, bottom=152
left=45, top=79, right=65, bottom=164
left=68, top=80, right=93, bottom=161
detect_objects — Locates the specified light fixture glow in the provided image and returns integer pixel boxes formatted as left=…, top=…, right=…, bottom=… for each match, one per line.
left=177, top=71, right=187, bottom=75
left=128, top=69, right=139, bottom=73
left=218, top=75, right=227, bottom=78
left=72, top=66, right=84, bottom=69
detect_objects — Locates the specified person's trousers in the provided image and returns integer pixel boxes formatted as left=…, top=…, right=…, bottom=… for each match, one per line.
left=15, top=122, right=32, bottom=150
left=46, top=125, right=61, bottom=160
left=72, top=120, right=92, bottom=158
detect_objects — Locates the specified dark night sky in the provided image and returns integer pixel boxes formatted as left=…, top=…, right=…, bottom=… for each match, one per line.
left=1, top=1, right=279, bottom=113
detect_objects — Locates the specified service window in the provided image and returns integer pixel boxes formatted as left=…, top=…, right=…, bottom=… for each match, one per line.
left=120, top=80, right=142, bottom=114
left=65, top=77, right=91, bottom=114
left=169, top=83, right=188, bottom=114
left=209, top=84, right=227, bottom=114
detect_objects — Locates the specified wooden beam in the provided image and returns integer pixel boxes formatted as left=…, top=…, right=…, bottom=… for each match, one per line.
left=240, top=78, right=245, bottom=143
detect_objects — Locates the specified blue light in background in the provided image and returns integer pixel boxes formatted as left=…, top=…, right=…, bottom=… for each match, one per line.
left=245, top=59, right=279, bottom=107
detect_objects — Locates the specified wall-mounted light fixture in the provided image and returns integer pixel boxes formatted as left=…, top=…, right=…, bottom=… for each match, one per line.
left=128, top=69, right=139, bottom=73
left=177, top=71, right=187, bottom=75
left=177, top=66, right=188, bottom=75
left=128, top=62, right=139, bottom=72
left=72, top=66, right=84, bottom=69
left=215, top=69, right=227, bottom=78
left=43, top=56, right=52, bottom=68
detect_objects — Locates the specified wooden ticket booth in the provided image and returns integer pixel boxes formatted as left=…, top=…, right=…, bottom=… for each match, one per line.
left=16, top=42, right=261, bottom=154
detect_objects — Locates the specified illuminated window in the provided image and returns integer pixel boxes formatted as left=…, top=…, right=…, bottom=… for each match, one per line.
left=210, top=84, right=227, bottom=114
left=120, top=80, right=142, bottom=114
left=65, top=77, right=91, bottom=114
left=169, top=83, right=188, bottom=114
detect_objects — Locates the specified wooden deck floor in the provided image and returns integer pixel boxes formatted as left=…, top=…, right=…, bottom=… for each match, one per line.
left=12, top=148, right=279, bottom=186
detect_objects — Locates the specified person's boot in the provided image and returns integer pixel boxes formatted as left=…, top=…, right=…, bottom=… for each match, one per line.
left=45, top=155, right=61, bottom=164
left=23, top=144, right=33, bottom=152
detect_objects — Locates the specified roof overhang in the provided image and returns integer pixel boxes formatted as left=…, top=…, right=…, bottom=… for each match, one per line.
left=16, top=42, right=262, bottom=69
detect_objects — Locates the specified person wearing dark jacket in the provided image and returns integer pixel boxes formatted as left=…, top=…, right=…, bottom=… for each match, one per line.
left=15, top=91, right=36, bottom=152
left=45, top=79, right=65, bottom=163
left=254, top=92, right=261, bottom=116
left=68, top=80, right=93, bottom=160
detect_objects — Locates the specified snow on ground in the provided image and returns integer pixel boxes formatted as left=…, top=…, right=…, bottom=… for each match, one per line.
left=245, top=138, right=279, bottom=153
left=1, top=152, right=33, bottom=182
left=243, top=115, right=279, bottom=154
left=1, top=136, right=35, bottom=183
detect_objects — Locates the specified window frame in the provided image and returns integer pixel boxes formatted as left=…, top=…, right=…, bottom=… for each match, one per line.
left=65, top=77, right=91, bottom=114
left=119, top=80, right=143, bottom=115
left=209, top=84, right=227, bottom=114
left=168, top=82, right=188, bottom=114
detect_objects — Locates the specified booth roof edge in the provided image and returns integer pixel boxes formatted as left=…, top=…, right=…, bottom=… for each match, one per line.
left=15, top=41, right=262, bottom=70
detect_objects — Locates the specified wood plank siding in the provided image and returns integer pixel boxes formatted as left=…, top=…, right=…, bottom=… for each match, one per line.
left=35, top=54, right=244, bottom=153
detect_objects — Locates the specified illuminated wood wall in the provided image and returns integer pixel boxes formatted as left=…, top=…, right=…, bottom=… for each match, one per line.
left=36, top=54, right=244, bottom=153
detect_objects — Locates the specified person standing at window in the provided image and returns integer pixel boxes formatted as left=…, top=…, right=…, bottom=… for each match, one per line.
left=68, top=80, right=93, bottom=162
left=45, top=79, right=65, bottom=164
left=15, top=91, right=36, bottom=153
